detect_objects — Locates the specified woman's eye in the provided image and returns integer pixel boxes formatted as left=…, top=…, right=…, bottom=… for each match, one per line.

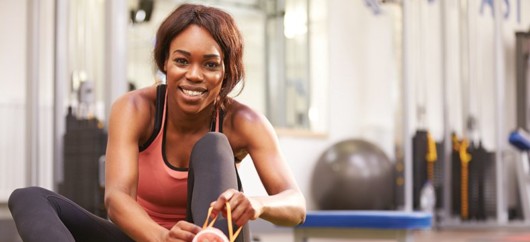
left=174, top=58, right=188, bottom=65
left=205, top=62, right=220, bottom=69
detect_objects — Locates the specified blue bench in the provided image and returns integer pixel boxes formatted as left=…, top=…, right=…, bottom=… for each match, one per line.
left=294, top=210, right=432, bottom=242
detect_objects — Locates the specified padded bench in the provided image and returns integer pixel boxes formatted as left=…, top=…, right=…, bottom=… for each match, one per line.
left=294, top=210, right=432, bottom=242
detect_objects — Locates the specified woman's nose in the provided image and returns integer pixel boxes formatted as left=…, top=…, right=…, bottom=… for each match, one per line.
left=186, top=64, right=203, bottom=81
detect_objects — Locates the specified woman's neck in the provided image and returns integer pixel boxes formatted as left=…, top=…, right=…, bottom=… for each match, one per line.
left=166, top=103, right=215, bottom=134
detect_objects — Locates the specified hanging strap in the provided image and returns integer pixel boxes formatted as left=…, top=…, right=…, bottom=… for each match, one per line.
left=202, top=202, right=242, bottom=242
left=425, top=131, right=437, bottom=182
left=459, top=138, right=472, bottom=219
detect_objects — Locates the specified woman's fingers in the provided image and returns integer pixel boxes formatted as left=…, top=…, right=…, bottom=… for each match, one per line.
left=210, top=189, right=262, bottom=227
left=229, top=194, right=259, bottom=226
left=210, top=189, right=237, bottom=217
left=167, top=221, right=202, bottom=242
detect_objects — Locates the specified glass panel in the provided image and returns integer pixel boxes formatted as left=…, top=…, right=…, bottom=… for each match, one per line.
left=284, top=0, right=310, bottom=129
left=265, top=0, right=328, bottom=133
left=68, top=0, right=106, bottom=120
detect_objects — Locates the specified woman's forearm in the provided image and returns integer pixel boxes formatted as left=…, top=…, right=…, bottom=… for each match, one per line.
left=106, top=190, right=167, bottom=242
left=254, top=189, right=306, bottom=226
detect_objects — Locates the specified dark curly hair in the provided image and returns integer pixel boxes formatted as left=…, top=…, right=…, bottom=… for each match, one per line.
left=154, top=3, right=245, bottom=108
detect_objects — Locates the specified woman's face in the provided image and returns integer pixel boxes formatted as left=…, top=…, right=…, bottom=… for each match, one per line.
left=164, top=25, right=225, bottom=115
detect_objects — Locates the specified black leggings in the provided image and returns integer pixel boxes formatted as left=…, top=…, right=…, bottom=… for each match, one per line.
left=8, top=132, right=249, bottom=242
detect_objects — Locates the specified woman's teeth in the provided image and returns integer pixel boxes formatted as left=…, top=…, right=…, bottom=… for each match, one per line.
left=182, top=89, right=203, bottom=96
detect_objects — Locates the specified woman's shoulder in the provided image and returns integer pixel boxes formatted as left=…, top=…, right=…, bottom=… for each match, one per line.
left=224, top=99, right=273, bottom=134
left=224, top=99, right=278, bottom=159
left=110, top=85, right=159, bottom=124
left=226, top=99, right=260, bottom=123
left=107, top=85, right=161, bottom=142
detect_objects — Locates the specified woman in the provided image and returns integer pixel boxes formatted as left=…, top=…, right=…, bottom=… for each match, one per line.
left=8, top=3, right=306, bottom=242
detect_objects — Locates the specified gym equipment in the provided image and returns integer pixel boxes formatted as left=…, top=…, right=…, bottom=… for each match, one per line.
left=294, top=210, right=432, bottom=242
left=468, top=141, right=496, bottom=220
left=515, top=31, right=530, bottom=131
left=412, top=130, right=444, bottom=211
left=451, top=133, right=497, bottom=220
left=311, top=139, right=395, bottom=210
left=59, top=107, right=107, bottom=218
left=509, top=129, right=530, bottom=220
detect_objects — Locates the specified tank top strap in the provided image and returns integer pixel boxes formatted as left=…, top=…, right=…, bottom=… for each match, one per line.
left=139, top=84, right=167, bottom=151
left=209, top=108, right=224, bottom=133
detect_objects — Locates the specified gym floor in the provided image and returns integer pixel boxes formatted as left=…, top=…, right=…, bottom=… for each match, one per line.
left=2, top=217, right=530, bottom=242
left=253, top=229, right=530, bottom=242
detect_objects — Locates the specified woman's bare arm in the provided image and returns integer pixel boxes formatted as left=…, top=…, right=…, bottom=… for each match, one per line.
left=212, top=102, right=306, bottom=227
left=104, top=90, right=170, bottom=241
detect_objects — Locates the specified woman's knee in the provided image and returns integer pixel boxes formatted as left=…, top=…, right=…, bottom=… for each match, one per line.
left=8, top=186, right=49, bottom=209
left=195, top=132, right=230, bottom=149
left=191, top=132, right=233, bottom=164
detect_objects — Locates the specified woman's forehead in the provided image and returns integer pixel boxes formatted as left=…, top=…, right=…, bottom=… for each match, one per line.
left=169, top=25, right=223, bottom=57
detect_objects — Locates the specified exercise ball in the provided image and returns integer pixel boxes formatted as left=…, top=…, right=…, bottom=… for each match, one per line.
left=311, top=139, right=395, bottom=210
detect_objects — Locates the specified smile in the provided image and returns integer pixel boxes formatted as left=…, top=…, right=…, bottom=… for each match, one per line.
left=180, top=87, right=206, bottom=97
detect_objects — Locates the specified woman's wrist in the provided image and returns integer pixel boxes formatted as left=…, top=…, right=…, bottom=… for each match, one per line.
left=249, top=196, right=265, bottom=220
left=154, top=226, right=169, bottom=242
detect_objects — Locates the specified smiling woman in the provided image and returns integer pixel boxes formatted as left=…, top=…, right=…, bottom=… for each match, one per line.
left=163, top=25, right=226, bottom=115
left=8, top=3, right=306, bottom=242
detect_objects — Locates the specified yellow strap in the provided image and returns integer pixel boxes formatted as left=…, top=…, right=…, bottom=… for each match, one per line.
left=202, top=206, right=217, bottom=228
left=459, top=139, right=472, bottom=164
left=202, top=202, right=243, bottom=242
left=425, top=132, right=438, bottom=162
left=459, top=138, right=472, bottom=219
left=226, top=203, right=242, bottom=241
left=425, top=131, right=437, bottom=181
left=452, top=133, right=460, bottom=151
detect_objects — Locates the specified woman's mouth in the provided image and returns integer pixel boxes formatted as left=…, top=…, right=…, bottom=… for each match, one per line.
left=182, top=89, right=203, bottom=96
left=180, top=87, right=207, bottom=97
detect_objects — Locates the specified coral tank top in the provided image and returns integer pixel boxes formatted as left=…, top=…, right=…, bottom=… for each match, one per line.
left=136, top=85, right=224, bottom=229
left=136, top=85, right=188, bottom=229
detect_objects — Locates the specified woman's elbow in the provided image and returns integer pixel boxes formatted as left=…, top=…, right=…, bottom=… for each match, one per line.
left=296, top=191, right=307, bottom=225
left=297, top=206, right=306, bottom=225
left=295, top=198, right=307, bottom=225
left=277, top=206, right=305, bottom=226
left=104, top=190, right=121, bottom=221
left=289, top=193, right=307, bottom=226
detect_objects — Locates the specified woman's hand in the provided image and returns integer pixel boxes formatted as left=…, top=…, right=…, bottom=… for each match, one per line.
left=210, top=189, right=263, bottom=227
left=161, top=220, right=202, bottom=242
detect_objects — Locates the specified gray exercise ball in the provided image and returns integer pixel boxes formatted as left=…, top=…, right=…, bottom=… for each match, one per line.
left=311, top=139, right=395, bottom=210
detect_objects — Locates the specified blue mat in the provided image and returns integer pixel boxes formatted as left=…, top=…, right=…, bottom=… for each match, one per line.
left=298, top=210, right=432, bottom=230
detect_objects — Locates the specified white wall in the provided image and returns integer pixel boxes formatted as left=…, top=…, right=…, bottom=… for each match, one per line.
left=0, top=0, right=55, bottom=204
left=36, top=0, right=56, bottom=193
left=0, top=0, right=28, bottom=202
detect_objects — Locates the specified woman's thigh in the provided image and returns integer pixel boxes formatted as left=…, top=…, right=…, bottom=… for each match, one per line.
left=9, top=186, right=133, bottom=242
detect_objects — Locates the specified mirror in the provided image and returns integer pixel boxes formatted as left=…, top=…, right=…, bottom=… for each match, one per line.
left=264, top=0, right=328, bottom=134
